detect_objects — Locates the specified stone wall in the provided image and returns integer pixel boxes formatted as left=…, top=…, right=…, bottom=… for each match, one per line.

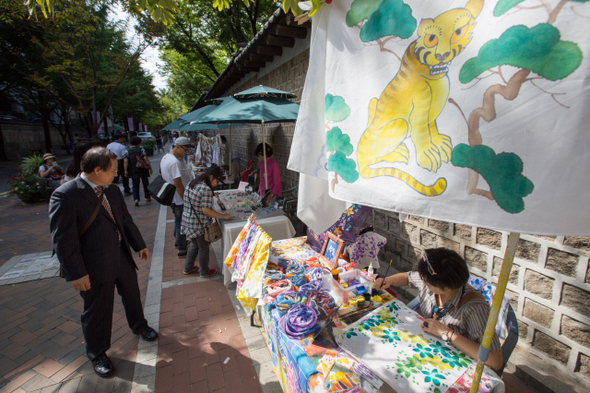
left=0, top=121, right=82, bottom=160
left=210, top=37, right=590, bottom=381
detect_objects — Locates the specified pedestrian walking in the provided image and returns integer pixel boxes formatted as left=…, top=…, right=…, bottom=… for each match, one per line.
left=106, top=133, right=131, bottom=196
left=49, top=147, right=158, bottom=378
left=124, top=136, right=153, bottom=206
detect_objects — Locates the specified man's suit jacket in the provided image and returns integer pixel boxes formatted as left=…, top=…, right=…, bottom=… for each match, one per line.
left=49, top=176, right=146, bottom=283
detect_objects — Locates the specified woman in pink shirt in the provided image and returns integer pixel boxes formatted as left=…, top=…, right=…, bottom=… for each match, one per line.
left=255, top=143, right=282, bottom=198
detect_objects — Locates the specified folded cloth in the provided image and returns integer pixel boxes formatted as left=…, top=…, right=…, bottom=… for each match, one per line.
left=309, top=290, right=337, bottom=319
left=288, top=274, right=307, bottom=288
left=298, top=280, right=322, bottom=299
left=279, top=304, right=321, bottom=339
left=305, top=267, right=324, bottom=282
left=277, top=258, right=294, bottom=272
left=286, top=264, right=305, bottom=276
left=273, top=290, right=307, bottom=316
left=263, top=279, right=293, bottom=304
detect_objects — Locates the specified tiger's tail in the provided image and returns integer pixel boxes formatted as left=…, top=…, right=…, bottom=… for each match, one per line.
left=360, top=166, right=446, bottom=196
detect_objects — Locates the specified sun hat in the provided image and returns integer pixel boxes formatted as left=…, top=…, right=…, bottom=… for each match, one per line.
left=42, top=153, right=56, bottom=162
left=175, top=136, right=194, bottom=148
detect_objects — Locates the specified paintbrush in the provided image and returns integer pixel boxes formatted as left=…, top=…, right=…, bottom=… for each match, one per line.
left=377, top=259, right=393, bottom=292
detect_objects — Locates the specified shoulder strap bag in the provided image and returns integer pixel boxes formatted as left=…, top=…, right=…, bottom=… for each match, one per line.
left=147, top=160, right=176, bottom=205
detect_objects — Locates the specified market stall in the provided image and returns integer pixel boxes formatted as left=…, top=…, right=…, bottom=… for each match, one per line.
left=214, top=191, right=295, bottom=285
left=223, top=220, right=505, bottom=392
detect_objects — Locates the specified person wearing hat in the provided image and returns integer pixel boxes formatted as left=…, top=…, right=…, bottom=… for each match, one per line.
left=181, top=164, right=232, bottom=276
left=161, top=136, right=193, bottom=256
left=39, top=153, right=65, bottom=190
left=106, top=133, right=132, bottom=196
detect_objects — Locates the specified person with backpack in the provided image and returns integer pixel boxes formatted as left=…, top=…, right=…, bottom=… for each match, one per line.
left=375, top=248, right=503, bottom=371
left=124, top=136, right=153, bottom=206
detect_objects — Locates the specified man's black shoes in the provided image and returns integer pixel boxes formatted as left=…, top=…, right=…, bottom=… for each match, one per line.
left=92, top=354, right=114, bottom=378
left=133, top=326, right=159, bottom=341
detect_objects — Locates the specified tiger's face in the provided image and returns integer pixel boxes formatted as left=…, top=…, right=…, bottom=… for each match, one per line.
left=414, top=7, right=479, bottom=77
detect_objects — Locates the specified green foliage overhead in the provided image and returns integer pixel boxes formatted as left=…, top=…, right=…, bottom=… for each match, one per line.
left=492, top=0, right=525, bottom=17
left=451, top=144, right=534, bottom=214
left=328, top=151, right=359, bottom=183
left=347, top=0, right=416, bottom=42
left=460, top=24, right=583, bottom=83
left=325, top=94, right=351, bottom=122
left=326, top=127, right=353, bottom=156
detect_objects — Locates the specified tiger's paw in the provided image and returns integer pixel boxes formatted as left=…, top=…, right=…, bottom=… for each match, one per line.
left=380, top=143, right=410, bottom=164
left=431, top=134, right=452, bottom=163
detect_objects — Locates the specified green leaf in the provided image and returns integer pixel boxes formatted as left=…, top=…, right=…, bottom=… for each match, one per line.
left=493, top=0, right=526, bottom=17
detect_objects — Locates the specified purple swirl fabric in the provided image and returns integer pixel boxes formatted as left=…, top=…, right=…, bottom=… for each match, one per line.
left=286, top=264, right=305, bottom=276
left=273, top=290, right=307, bottom=316
left=279, top=304, right=321, bottom=339
left=305, top=267, right=324, bottom=282
left=298, top=280, right=322, bottom=299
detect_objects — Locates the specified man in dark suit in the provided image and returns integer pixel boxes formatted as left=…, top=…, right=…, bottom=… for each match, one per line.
left=49, top=147, right=158, bottom=378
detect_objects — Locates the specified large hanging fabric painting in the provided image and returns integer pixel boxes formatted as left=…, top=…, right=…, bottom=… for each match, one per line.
left=288, top=0, right=590, bottom=235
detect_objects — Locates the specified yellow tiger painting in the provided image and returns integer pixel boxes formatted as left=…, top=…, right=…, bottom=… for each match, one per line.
left=357, top=0, right=484, bottom=196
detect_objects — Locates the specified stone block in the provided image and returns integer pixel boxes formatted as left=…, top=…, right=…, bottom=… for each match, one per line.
left=476, top=228, right=502, bottom=250
left=546, top=248, right=579, bottom=278
left=492, top=256, right=519, bottom=285
left=388, top=217, right=400, bottom=235
left=454, top=224, right=472, bottom=241
left=561, top=284, right=590, bottom=316
left=506, top=289, right=519, bottom=311
left=395, top=240, right=407, bottom=257
left=465, top=247, right=487, bottom=272
left=517, top=320, right=528, bottom=341
left=523, top=269, right=554, bottom=300
left=516, top=238, right=540, bottom=262
left=532, top=330, right=570, bottom=364
left=407, top=215, right=425, bottom=225
left=428, top=219, right=450, bottom=233
left=420, top=231, right=460, bottom=252
left=401, top=222, right=419, bottom=244
left=399, top=257, right=414, bottom=272
left=523, top=298, right=554, bottom=328
left=374, top=211, right=386, bottom=231
left=561, top=315, right=590, bottom=348
left=564, top=236, right=590, bottom=252
left=576, top=353, right=590, bottom=375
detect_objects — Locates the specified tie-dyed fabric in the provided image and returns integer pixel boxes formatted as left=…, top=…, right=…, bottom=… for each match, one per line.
left=232, top=226, right=263, bottom=282
left=224, top=220, right=252, bottom=270
left=236, top=232, right=271, bottom=314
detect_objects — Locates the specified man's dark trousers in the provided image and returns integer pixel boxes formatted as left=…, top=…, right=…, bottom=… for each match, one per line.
left=80, top=244, right=147, bottom=360
left=115, top=159, right=131, bottom=193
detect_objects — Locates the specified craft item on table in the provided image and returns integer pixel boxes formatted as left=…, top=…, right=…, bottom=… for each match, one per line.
left=236, top=232, right=272, bottom=314
left=324, top=363, right=361, bottom=392
left=263, top=279, right=293, bottom=304
left=286, top=264, right=305, bottom=276
left=298, top=280, right=322, bottom=299
left=232, top=222, right=259, bottom=273
left=271, top=290, right=308, bottom=316
left=277, top=258, right=294, bottom=272
left=447, top=363, right=504, bottom=393
left=279, top=304, right=321, bottom=339
left=304, top=257, right=323, bottom=269
left=305, top=267, right=324, bottom=282
left=356, top=296, right=365, bottom=308
left=335, top=299, right=477, bottom=393
left=372, top=296, right=382, bottom=307
left=344, top=231, right=387, bottom=270
left=289, top=274, right=308, bottom=288
left=223, top=219, right=254, bottom=271
left=332, top=269, right=340, bottom=282
left=264, top=268, right=285, bottom=282
left=307, top=204, right=372, bottom=253
left=309, top=290, right=337, bottom=319
left=232, top=226, right=263, bottom=282
left=349, top=298, right=358, bottom=311
left=338, top=305, right=351, bottom=315
left=269, top=237, right=318, bottom=264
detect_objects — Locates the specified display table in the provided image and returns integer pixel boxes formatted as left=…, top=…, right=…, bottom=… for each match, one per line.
left=215, top=190, right=295, bottom=285
left=256, top=238, right=504, bottom=393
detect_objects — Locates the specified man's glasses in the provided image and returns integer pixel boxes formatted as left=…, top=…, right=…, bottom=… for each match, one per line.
left=423, top=252, right=437, bottom=275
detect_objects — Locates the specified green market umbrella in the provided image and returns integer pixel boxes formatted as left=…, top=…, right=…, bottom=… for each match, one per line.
left=195, top=96, right=299, bottom=190
left=179, top=104, right=220, bottom=124
left=161, top=118, right=184, bottom=131
left=233, top=85, right=297, bottom=100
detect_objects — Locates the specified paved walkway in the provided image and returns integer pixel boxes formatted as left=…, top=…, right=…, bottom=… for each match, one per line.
left=0, top=149, right=542, bottom=393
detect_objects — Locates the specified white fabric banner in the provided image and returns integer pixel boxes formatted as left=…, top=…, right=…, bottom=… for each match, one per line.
left=288, top=0, right=590, bottom=235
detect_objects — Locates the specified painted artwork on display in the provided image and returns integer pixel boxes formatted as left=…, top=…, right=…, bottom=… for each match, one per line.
left=288, top=0, right=590, bottom=235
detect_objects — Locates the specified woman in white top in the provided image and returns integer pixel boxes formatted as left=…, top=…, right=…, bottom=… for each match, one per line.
left=39, top=153, right=65, bottom=189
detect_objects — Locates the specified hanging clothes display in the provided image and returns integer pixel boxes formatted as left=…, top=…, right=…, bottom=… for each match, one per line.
left=192, top=134, right=226, bottom=167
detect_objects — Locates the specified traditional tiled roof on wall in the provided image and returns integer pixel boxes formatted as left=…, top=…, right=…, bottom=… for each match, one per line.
left=192, top=8, right=310, bottom=110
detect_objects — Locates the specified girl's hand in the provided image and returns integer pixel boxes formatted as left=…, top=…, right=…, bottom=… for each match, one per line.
left=374, top=277, right=388, bottom=290
left=421, top=318, right=448, bottom=339
left=224, top=214, right=232, bottom=220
